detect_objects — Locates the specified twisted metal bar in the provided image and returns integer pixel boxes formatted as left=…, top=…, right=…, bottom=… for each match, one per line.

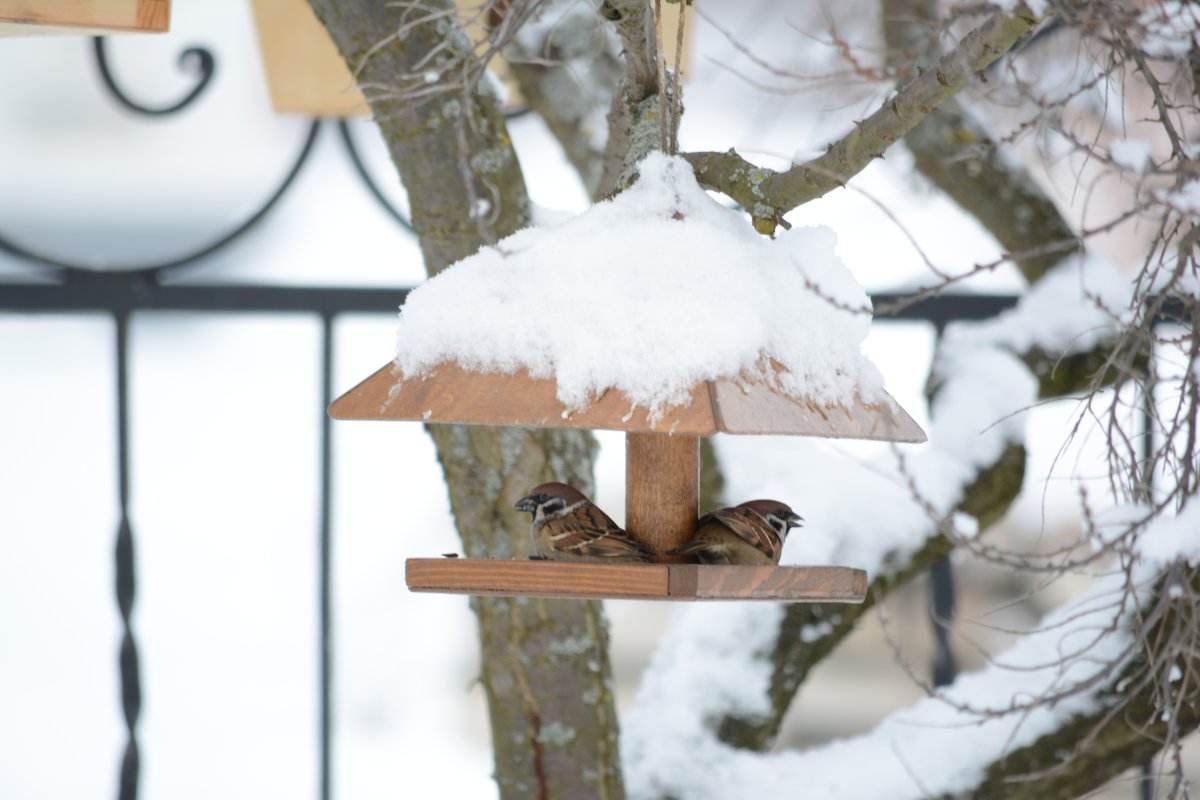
left=93, top=37, right=216, bottom=117
left=0, top=120, right=322, bottom=282
left=114, top=311, right=140, bottom=800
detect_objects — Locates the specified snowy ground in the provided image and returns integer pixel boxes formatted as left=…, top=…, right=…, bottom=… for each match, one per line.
left=0, top=1, right=1193, bottom=798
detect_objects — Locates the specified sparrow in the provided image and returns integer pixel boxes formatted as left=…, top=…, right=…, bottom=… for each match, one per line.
left=514, top=482, right=651, bottom=562
left=667, top=500, right=803, bottom=566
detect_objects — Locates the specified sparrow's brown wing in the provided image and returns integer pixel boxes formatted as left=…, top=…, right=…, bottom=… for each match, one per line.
left=551, top=504, right=650, bottom=560
left=708, top=506, right=781, bottom=561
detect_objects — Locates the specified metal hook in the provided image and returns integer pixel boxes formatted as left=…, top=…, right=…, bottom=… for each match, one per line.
left=93, top=36, right=216, bottom=117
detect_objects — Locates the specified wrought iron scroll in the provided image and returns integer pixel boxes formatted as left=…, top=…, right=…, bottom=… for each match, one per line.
left=93, top=37, right=216, bottom=117
left=336, top=120, right=413, bottom=232
left=0, top=120, right=322, bottom=281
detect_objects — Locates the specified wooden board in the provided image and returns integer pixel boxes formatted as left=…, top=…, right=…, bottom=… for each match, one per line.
left=249, top=0, right=368, bottom=117
left=330, top=362, right=720, bottom=435
left=329, top=361, right=927, bottom=443
left=406, top=558, right=868, bottom=602
left=626, top=433, right=697, bottom=559
left=0, top=0, right=168, bottom=35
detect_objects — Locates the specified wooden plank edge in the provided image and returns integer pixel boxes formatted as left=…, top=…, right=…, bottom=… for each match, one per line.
left=404, top=559, right=868, bottom=603
left=405, top=558, right=671, bottom=600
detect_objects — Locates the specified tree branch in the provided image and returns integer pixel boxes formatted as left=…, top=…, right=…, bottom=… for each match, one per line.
left=598, top=0, right=663, bottom=195
left=504, top=1, right=623, bottom=201
left=717, top=443, right=1026, bottom=751
left=683, top=8, right=1040, bottom=228
left=969, top=563, right=1200, bottom=799
left=881, top=0, right=1077, bottom=285
left=307, top=4, right=626, bottom=798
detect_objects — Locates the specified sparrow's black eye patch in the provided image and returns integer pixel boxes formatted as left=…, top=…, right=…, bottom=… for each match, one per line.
left=542, top=498, right=566, bottom=514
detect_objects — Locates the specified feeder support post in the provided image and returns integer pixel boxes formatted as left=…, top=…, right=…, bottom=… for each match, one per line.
left=625, top=433, right=699, bottom=560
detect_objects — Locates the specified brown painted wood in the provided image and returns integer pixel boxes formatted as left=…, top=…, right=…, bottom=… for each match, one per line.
left=249, top=0, right=368, bottom=117
left=329, top=362, right=719, bottom=435
left=407, top=559, right=669, bottom=599
left=710, top=377, right=925, bottom=442
left=329, top=361, right=926, bottom=442
left=625, top=434, right=697, bottom=560
left=0, top=0, right=169, bottom=34
left=405, top=558, right=867, bottom=602
left=670, top=564, right=868, bottom=600
left=135, top=0, right=167, bottom=30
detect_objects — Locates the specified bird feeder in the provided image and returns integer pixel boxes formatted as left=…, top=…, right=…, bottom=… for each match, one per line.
left=329, top=154, right=926, bottom=603
left=0, top=0, right=169, bottom=36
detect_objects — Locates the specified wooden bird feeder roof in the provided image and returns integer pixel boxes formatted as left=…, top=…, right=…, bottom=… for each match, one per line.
left=329, top=361, right=926, bottom=442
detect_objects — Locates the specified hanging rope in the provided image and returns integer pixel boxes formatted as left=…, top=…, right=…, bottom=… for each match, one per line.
left=653, top=1, right=689, bottom=156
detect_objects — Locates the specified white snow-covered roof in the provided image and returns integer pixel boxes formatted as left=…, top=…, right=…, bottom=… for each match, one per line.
left=391, top=153, right=889, bottom=421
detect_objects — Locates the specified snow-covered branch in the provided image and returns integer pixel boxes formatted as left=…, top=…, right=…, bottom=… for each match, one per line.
left=623, top=255, right=1142, bottom=791
left=505, top=0, right=624, bottom=200
left=682, top=8, right=1041, bottom=229
left=624, top=560, right=1184, bottom=800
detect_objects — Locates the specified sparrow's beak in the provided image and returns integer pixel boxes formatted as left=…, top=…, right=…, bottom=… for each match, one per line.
left=786, top=513, right=804, bottom=530
left=514, top=496, right=537, bottom=513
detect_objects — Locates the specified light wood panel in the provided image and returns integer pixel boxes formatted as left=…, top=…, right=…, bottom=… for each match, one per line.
left=626, top=433, right=697, bottom=559
left=249, top=0, right=368, bottom=117
left=0, top=0, right=168, bottom=35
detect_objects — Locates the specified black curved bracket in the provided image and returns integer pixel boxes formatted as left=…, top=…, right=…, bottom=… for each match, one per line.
left=0, top=120, right=323, bottom=283
left=93, top=37, right=216, bottom=117
left=336, top=120, right=413, bottom=232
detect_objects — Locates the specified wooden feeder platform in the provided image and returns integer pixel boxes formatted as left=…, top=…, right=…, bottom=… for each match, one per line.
left=331, top=359, right=923, bottom=603
left=408, top=559, right=867, bottom=602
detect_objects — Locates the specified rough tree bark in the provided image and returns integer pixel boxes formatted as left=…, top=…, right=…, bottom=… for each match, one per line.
left=306, top=3, right=625, bottom=798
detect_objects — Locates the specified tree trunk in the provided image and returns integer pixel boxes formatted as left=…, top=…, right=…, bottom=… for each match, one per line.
left=306, top=3, right=625, bottom=797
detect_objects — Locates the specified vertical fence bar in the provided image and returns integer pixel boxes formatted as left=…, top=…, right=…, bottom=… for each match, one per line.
left=927, top=323, right=958, bottom=689
left=319, top=313, right=335, bottom=800
left=928, top=558, right=957, bottom=687
left=1139, top=330, right=1156, bottom=800
left=114, top=311, right=141, bottom=800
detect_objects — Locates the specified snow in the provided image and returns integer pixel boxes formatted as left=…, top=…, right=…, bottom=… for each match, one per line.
left=1110, top=139, right=1154, bottom=173
left=622, top=244, right=1150, bottom=798
left=393, top=153, right=886, bottom=417
left=1138, top=1, right=1200, bottom=58
left=1159, top=180, right=1200, bottom=215
left=624, top=568, right=1141, bottom=800
left=1137, top=500, right=1200, bottom=567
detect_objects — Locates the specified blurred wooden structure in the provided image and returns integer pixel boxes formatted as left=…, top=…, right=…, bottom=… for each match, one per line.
left=249, top=0, right=523, bottom=116
left=0, top=0, right=169, bottom=35
left=249, top=0, right=368, bottom=116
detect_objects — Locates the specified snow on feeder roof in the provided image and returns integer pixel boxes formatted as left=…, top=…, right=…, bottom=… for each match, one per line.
left=330, top=154, right=925, bottom=444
